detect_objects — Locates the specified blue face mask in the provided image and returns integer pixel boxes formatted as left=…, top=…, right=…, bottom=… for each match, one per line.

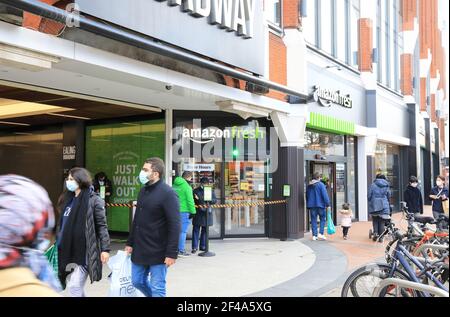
left=139, top=170, right=149, bottom=185
left=66, top=180, right=79, bottom=192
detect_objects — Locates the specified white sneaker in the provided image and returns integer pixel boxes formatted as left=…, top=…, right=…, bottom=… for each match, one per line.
left=312, top=236, right=318, bottom=241
left=317, top=234, right=327, bottom=241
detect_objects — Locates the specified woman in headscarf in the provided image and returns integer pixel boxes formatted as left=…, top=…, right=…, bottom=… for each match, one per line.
left=0, top=175, right=61, bottom=296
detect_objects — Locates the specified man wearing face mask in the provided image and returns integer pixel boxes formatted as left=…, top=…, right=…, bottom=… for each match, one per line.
left=125, top=157, right=180, bottom=297
left=0, top=175, right=61, bottom=296
left=403, top=176, right=423, bottom=215
left=429, top=175, right=449, bottom=219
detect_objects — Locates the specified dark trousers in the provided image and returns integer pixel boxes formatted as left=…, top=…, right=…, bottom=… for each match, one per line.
left=372, top=215, right=386, bottom=236
left=342, top=226, right=350, bottom=236
left=192, top=225, right=206, bottom=251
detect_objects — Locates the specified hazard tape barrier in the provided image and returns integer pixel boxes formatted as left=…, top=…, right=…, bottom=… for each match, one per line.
left=106, top=200, right=287, bottom=209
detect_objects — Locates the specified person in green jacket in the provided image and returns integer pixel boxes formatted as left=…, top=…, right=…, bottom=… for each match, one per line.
left=172, top=171, right=196, bottom=257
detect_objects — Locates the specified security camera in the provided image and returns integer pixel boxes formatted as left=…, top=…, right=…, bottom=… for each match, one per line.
left=165, top=84, right=173, bottom=91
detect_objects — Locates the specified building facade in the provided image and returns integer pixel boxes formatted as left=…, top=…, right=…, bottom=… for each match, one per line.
left=0, top=0, right=448, bottom=239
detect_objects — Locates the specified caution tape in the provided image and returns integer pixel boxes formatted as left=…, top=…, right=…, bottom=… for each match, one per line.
left=106, top=200, right=287, bottom=209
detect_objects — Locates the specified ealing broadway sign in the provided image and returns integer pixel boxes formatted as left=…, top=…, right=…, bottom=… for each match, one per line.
left=156, top=0, right=256, bottom=39
left=75, top=0, right=265, bottom=74
left=313, top=86, right=353, bottom=109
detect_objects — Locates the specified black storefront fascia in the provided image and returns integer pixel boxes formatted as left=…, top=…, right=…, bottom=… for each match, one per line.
left=172, top=110, right=303, bottom=240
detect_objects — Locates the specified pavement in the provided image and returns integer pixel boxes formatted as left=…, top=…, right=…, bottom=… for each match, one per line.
left=61, top=206, right=436, bottom=297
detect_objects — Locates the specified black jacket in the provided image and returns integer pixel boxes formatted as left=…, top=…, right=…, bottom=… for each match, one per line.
left=430, top=186, right=449, bottom=213
left=93, top=177, right=113, bottom=202
left=127, top=180, right=180, bottom=266
left=192, top=186, right=217, bottom=227
left=58, top=191, right=110, bottom=288
left=404, top=185, right=423, bottom=214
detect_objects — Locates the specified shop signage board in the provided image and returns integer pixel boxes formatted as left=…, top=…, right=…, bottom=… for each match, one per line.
left=62, top=145, right=76, bottom=160
left=184, top=164, right=215, bottom=171
left=313, top=86, right=353, bottom=109
left=75, top=0, right=265, bottom=74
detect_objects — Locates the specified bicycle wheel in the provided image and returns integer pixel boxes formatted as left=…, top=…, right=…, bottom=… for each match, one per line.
left=341, top=263, right=419, bottom=297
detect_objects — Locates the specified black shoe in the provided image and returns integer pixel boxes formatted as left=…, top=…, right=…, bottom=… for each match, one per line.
left=199, top=248, right=206, bottom=252
left=378, top=237, right=384, bottom=243
left=191, top=249, right=197, bottom=254
left=372, top=234, right=378, bottom=242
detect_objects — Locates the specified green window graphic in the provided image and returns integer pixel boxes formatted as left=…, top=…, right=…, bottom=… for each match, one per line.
left=86, top=119, right=165, bottom=232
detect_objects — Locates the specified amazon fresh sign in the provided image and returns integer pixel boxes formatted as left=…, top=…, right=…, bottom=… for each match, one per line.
left=76, top=0, right=264, bottom=74
left=183, top=126, right=265, bottom=143
left=156, top=0, right=256, bottom=38
left=313, top=86, right=353, bottom=109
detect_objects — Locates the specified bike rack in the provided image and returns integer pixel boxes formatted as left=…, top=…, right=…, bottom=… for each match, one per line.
left=372, top=278, right=449, bottom=297
left=414, top=243, right=448, bottom=255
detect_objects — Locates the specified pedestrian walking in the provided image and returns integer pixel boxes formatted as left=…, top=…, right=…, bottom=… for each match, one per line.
left=0, top=175, right=61, bottom=296
left=339, top=203, right=353, bottom=240
left=403, top=176, right=423, bottom=215
left=368, top=174, right=391, bottom=242
left=306, top=172, right=331, bottom=241
left=126, top=158, right=180, bottom=297
left=192, top=177, right=217, bottom=254
left=57, top=167, right=111, bottom=297
left=429, top=175, right=449, bottom=219
left=172, top=171, right=196, bottom=257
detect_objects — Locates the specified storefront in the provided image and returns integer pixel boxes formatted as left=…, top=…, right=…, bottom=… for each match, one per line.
left=303, top=113, right=358, bottom=228
left=374, top=142, right=401, bottom=211
left=172, top=111, right=277, bottom=238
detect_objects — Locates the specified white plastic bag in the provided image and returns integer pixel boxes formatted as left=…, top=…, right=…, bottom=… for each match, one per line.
left=107, top=250, right=144, bottom=297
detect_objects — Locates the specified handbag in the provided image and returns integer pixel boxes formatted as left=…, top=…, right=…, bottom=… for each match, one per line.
left=326, top=208, right=336, bottom=235
left=443, top=199, right=449, bottom=216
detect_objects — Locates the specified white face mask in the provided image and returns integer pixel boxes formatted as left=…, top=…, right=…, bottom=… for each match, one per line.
left=411, top=183, right=418, bottom=188
left=436, top=180, right=444, bottom=187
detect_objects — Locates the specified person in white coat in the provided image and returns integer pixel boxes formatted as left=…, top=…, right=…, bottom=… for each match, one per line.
left=339, top=203, right=353, bottom=240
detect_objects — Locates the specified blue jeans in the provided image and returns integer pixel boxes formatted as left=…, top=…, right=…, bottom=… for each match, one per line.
left=310, top=208, right=326, bottom=237
left=178, top=212, right=191, bottom=253
left=192, top=225, right=206, bottom=251
left=131, top=262, right=167, bottom=297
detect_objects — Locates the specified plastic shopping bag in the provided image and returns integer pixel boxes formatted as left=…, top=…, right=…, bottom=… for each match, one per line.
left=327, top=208, right=336, bottom=235
left=107, top=250, right=144, bottom=297
left=44, top=244, right=58, bottom=277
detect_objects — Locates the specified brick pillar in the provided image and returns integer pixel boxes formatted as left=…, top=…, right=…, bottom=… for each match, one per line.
left=267, top=33, right=287, bottom=101
left=283, top=0, right=299, bottom=29
left=358, top=18, right=373, bottom=73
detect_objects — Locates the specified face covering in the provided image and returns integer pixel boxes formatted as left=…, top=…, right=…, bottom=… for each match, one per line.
left=436, top=181, right=444, bottom=187
left=411, top=183, right=418, bottom=188
left=139, top=170, right=149, bottom=185
left=66, top=180, right=79, bottom=192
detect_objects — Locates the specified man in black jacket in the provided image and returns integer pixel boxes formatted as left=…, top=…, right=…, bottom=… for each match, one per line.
left=125, top=157, right=180, bottom=297
left=404, top=176, right=423, bottom=215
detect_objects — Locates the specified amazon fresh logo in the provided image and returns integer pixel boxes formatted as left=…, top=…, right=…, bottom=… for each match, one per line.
left=313, top=86, right=353, bottom=109
left=182, top=126, right=265, bottom=144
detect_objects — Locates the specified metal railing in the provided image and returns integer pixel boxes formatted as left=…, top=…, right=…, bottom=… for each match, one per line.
left=372, top=278, right=449, bottom=297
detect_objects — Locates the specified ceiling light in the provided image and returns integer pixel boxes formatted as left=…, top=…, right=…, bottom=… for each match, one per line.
left=0, top=99, right=74, bottom=119
left=46, top=113, right=91, bottom=120
left=0, top=121, right=31, bottom=126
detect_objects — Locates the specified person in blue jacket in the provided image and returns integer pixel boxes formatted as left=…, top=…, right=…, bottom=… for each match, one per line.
left=306, top=172, right=331, bottom=241
left=368, top=174, right=391, bottom=242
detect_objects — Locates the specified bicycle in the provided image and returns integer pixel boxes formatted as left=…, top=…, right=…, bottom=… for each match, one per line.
left=341, top=217, right=449, bottom=297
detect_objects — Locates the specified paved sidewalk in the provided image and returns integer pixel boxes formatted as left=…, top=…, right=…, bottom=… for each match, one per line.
left=60, top=206, right=436, bottom=297
left=62, top=238, right=315, bottom=297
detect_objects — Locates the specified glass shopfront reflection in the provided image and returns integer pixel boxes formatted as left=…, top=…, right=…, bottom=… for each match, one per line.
left=375, top=142, right=401, bottom=211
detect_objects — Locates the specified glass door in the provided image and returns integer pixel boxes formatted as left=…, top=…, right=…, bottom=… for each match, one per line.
left=224, top=161, right=266, bottom=236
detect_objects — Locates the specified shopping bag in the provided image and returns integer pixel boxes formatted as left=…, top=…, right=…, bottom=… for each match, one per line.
left=107, top=250, right=144, bottom=297
left=327, top=208, right=336, bottom=235
left=44, top=244, right=58, bottom=276
left=443, top=199, right=449, bottom=216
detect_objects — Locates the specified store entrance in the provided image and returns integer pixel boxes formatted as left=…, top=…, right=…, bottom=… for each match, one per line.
left=305, top=161, right=346, bottom=229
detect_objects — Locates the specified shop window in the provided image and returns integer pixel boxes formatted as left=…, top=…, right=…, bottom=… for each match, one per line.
left=304, top=130, right=345, bottom=156
left=85, top=119, right=165, bottom=232
left=374, top=142, right=401, bottom=211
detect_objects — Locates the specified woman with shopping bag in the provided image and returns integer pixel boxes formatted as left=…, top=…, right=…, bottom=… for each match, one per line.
left=56, top=167, right=111, bottom=297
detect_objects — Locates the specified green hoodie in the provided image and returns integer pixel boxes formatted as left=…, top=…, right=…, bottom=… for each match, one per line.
left=172, top=177, right=196, bottom=214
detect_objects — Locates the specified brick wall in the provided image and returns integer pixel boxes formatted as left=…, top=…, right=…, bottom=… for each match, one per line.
left=283, top=0, right=299, bottom=29
left=358, top=18, right=373, bottom=73
left=267, top=32, right=287, bottom=101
